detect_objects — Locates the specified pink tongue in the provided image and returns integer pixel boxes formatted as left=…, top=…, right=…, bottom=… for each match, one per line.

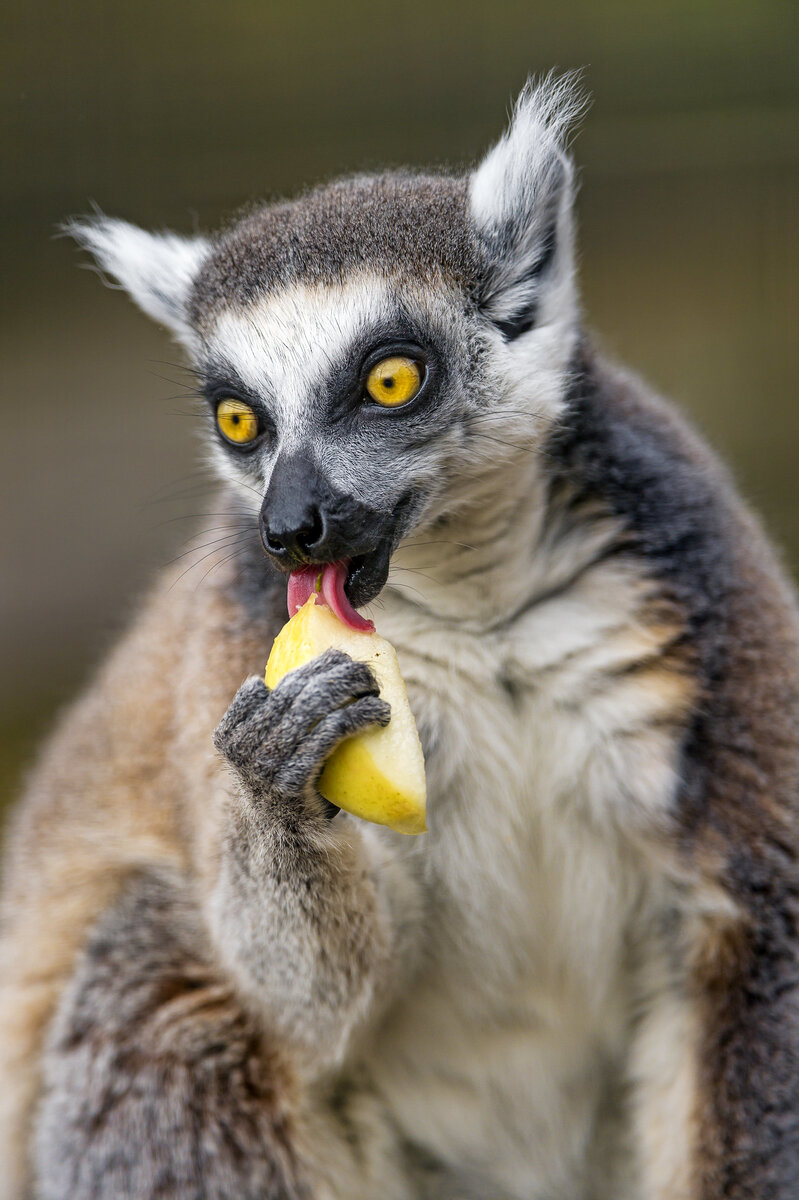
left=287, top=561, right=375, bottom=632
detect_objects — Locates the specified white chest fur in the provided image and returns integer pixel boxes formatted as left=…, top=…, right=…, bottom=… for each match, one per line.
left=364, top=565, right=678, bottom=1198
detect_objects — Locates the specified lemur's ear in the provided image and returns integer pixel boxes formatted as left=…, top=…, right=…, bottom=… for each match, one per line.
left=470, top=74, right=585, bottom=340
left=65, top=215, right=209, bottom=346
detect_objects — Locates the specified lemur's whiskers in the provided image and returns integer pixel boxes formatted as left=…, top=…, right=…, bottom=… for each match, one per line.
left=165, top=531, right=254, bottom=571
left=193, top=544, right=255, bottom=590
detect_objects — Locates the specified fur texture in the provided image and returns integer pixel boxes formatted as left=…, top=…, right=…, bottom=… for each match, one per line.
left=3, top=75, right=799, bottom=1199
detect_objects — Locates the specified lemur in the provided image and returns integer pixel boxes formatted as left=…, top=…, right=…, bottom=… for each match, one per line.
left=2, top=75, right=799, bottom=1200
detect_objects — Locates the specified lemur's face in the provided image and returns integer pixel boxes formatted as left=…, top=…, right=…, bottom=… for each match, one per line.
left=193, top=259, right=485, bottom=608
left=70, top=78, right=582, bottom=615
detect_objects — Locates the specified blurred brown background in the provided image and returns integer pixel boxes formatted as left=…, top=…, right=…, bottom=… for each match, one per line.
left=2, top=0, right=798, bottom=815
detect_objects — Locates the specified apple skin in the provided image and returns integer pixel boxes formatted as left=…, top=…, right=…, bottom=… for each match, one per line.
left=265, top=597, right=427, bottom=835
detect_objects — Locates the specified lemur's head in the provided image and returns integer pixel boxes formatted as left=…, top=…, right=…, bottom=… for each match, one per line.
left=70, top=76, right=583, bottom=621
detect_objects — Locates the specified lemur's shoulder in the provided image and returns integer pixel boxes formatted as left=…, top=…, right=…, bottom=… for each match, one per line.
left=556, top=343, right=799, bottom=831
left=3, top=523, right=287, bottom=899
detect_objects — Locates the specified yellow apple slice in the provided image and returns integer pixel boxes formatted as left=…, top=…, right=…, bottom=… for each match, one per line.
left=265, top=596, right=427, bottom=835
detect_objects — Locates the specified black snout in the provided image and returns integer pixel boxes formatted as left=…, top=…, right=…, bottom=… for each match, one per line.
left=259, top=453, right=374, bottom=569
left=261, top=499, right=324, bottom=561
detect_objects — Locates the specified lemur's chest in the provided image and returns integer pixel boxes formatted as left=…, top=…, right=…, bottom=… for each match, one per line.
left=382, top=590, right=649, bottom=969
left=369, top=604, right=646, bottom=1197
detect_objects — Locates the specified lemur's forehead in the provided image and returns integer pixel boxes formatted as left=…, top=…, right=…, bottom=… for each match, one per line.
left=201, top=272, right=468, bottom=437
left=188, top=172, right=481, bottom=328
left=205, top=275, right=390, bottom=417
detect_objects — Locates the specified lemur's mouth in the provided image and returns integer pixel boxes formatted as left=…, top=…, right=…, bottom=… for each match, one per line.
left=287, top=544, right=392, bottom=632
left=283, top=492, right=412, bottom=630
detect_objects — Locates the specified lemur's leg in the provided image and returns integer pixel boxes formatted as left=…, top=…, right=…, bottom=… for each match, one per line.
left=206, top=651, right=416, bottom=1074
left=33, top=869, right=413, bottom=1200
left=628, top=898, right=799, bottom=1199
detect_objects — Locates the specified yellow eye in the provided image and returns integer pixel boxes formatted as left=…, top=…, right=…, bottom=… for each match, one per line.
left=365, top=357, right=423, bottom=408
left=216, top=398, right=259, bottom=445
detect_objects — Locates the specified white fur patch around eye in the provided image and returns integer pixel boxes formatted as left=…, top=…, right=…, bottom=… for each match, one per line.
left=205, top=275, right=393, bottom=447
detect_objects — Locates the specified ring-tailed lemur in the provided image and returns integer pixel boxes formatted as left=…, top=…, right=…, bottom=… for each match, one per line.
left=2, top=75, right=799, bottom=1200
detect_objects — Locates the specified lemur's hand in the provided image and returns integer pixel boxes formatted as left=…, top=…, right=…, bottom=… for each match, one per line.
left=214, top=650, right=390, bottom=817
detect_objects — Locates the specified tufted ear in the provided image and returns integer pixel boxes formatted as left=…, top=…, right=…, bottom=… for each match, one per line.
left=470, top=74, right=585, bottom=340
left=65, top=215, right=210, bottom=346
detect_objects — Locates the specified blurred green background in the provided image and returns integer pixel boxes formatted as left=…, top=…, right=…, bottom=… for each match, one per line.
left=2, top=0, right=798, bottom=815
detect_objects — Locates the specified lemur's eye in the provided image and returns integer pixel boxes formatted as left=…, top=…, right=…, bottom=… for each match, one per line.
left=216, top=398, right=259, bottom=445
left=365, top=357, right=422, bottom=408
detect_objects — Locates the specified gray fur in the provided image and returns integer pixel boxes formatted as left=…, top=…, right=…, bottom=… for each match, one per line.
left=35, top=870, right=309, bottom=1199
left=189, top=173, right=481, bottom=324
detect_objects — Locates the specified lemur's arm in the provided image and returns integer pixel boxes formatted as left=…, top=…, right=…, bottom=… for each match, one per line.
left=205, top=657, right=412, bottom=1080
left=207, top=651, right=421, bottom=1075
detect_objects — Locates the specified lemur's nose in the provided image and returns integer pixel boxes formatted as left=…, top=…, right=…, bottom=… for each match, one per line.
left=262, top=505, right=324, bottom=562
left=259, top=454, right=332, bottom=567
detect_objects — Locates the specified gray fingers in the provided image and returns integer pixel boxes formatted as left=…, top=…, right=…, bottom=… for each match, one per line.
left=213, top=649, right=391, bottom=807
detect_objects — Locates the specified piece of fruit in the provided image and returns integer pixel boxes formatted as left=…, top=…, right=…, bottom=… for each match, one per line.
left=265, top=596, right=427, bottom=835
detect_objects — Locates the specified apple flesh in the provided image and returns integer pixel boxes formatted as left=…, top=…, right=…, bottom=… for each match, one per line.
left=265, top=597, right=427, bottom=835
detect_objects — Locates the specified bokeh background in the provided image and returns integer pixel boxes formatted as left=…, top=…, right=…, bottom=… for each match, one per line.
left=2, top=0, right=798, bottom=817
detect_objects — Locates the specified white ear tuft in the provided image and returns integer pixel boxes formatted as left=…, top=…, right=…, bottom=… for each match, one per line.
left=64, top=215, right=210, bottom=344
left=470, top=73, right=587, bottom=339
